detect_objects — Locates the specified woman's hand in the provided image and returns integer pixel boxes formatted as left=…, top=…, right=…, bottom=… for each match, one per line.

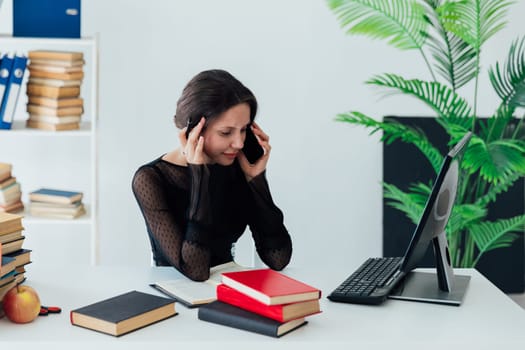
left=238, top=122, right=271, bottom=181
left=178, top=117, right=211, bottom=164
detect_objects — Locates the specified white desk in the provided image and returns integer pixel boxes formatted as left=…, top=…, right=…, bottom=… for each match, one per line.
left=1, top=264, right=524, bottom=349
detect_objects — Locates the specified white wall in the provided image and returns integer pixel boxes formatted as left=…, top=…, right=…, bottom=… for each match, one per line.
left=1, top=0, right=523, bottom=269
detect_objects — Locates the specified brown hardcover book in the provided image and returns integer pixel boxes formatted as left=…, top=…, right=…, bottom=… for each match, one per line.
left=1, top=237, right=25, bottom=255
left=28, top=64, right=83, bottom=73
left=0, top=212, right=24, bottom=236
left=28, top=50, right=83, bottom=61
left=28, top=115, right=82, bottom=125
left=0, top=163, right=12, bottom=183
left=29, top=70, right=84, bottom=81
left=70, top=290, right=177, bottom=337
left=28, top=96, right=84, bottom=108
left=26, top=84, right=80, bottom=98
left=26, top=120, right=80, bottom=131
left=0, top=230, right=23, bottom=245
left=0, top=200, right=24, bottom=214
left=0, top=177, right=16, bottom=190
left=28, top=78, right=82, bottom=88
left=4, top=249, right=32, bottom=267
left=29, top=58, right=85, bottom=68
left=27, top=104, right=83, bottom=116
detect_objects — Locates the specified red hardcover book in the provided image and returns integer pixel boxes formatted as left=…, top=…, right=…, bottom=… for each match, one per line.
left=221, top=269, right=321, bottom=305
left=216, top=284, right=321, bottom=322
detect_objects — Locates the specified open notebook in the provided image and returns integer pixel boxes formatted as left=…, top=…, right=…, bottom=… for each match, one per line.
left=150, top=261, right=254, bottom=308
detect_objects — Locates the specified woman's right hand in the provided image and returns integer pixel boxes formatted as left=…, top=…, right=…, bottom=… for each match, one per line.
left=179, top=117, right=210, bottom=164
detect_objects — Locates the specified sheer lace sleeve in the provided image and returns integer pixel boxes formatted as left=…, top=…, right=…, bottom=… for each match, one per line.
left=247, top=171, right=292, bottom=270
left=132, top=164, right=215, bottom=281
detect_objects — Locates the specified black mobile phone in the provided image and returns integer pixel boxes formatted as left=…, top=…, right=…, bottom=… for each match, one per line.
left=243, top=126, right=264, bottom=164
left=185, top=118, right=199, bottom=138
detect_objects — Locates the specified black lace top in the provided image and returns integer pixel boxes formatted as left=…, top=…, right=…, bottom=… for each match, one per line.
left=132, top=156, right=292, bottom=281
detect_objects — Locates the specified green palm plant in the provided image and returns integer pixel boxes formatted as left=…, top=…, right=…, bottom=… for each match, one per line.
left=327, top=0, right=525, bottom=268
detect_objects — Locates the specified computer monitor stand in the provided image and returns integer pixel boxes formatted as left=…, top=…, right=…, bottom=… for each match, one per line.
left=388, top=232, right=471, bottom=306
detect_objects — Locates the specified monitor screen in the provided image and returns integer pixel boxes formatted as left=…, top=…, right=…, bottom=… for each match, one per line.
left=400, top=131, right=472, bottom=275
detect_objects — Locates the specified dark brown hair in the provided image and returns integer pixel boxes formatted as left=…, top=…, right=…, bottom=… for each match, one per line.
left=174, top=69, right=258, bottom=130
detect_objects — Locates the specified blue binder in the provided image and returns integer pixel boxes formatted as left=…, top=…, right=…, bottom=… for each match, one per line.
left=0, top=55, right=15, bottom=130
left=13, top=0, right=81, bottom=38
left=0, top=55, right=28, bottom=130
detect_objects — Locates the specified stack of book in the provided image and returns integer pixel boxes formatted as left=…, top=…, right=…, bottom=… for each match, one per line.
left=198, top=268, right=322, bottom=338
left=0, top=212, right=32, bottom=300
left=29, top=188, right=86, bottom=219
left=0, top=162, right=24, bottom=213
left=25, top=50, right=84, bottom=131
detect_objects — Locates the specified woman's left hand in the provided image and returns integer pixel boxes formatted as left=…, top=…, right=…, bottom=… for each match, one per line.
left=237, top=122, right=271, bottom=182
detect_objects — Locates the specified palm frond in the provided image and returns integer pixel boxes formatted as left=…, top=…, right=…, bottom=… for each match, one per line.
left=462, top=136, right=525, bottom=183
left=383, top=182, right=425, bottom=224
left=336, top=111, right=444, bottom=172
left=424, top=1, right=478, bottom=90
left=367, top=73, right=473, bottom=124
left=326, top=0, right=428, bottom=50
left=447, top=204, right=487, bottom=233
left=439, top=0, right=513, bottom=50
left=489, top=37, right=525, bottom=108
left=475, top=172, right=521, bottom=206
left=470, top=214, right=525, bottom=254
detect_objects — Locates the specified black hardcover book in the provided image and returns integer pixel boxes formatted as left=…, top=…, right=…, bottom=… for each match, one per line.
left=198, top=301, right=307, bottom=338
left=70, top=290, right=177, bottom=336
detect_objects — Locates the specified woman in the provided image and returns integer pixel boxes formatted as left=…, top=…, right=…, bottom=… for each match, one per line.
left=132, top=69, right=292, bottom=281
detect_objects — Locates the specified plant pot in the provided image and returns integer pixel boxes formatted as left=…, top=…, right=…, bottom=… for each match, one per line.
left=382, top=116, right=524, bottom=293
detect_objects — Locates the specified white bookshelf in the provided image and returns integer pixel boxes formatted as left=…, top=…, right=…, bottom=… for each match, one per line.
left=0, top=35, right=99, bottom=265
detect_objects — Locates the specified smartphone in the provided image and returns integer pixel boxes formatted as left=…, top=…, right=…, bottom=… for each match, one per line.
left=243, top=126, right=264, bottom=164
left=185, top=118, right=199, bottom=138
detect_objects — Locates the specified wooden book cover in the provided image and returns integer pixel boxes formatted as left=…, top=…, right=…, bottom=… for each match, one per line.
left=28, top=50, right=83, bottom=61
left=216, top=284, right=321, bottom=322
left=70, top=290, right=177, bottom=337
left=29, top=188, right=83, bottom=204
left=198, top=301, right=307, bottom=338
left=26, top=84, right=80, bottom=98
left=221, top=269, right=321, bottom=305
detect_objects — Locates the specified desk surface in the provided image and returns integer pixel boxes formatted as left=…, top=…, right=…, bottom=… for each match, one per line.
left=1, top=264, right=524, bottom=349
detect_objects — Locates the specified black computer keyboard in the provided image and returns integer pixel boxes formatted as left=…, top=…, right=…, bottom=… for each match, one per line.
left=327, top=257, right=404, bottom=305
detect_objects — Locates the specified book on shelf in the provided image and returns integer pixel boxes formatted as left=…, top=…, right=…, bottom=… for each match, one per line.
left=0, top=200, right=24, bottom=214
left=0, top=212, right=24, bottom=235
left=4, top=249, right=32, bottom=268
left=70, top=290, right=177, bottom=337
left=0, top=163, right=12, bottom=183
left=198, top=300, right=307, bottom=338
left=27, top=104, right=83, bottom=116
left=28, top=50, right=84, bottom=62
left=1, top=237, right=25, bottom=255
left=151, top=261, right=254, bottom=308
left=29, top=64, right=83, bottom=73
left=0, top=182, right=22, bottom=205
left=1, top=255, right=17, bottom=279
left=0, top=230, right=23, bottom=245
left=28, top=58, right=85, bottom=68
left=29, top=203, right=86, bottom=219
left=0, top=277, right=16, bottom=300
left=0, top=177, right=17, bottom=189
left=221, top=269, right=321, bottom=305
left=26, top=84, right=80, bottom=98
left=1, top=55, right=28, bottom=129
left=29, top=188, right=83, bottom=204
left=29, top=69, right=84, bottom=81
left=216, top=283, right=321, bottom=322
left=0, top=55, right=14, bottom=130
left=26, top=119, right=80, bottom=131
left=28, top=77, right=82, bottom=88
left=28, top=96, right=83, bottom=108
left=27, top=115, right=82, bottom=125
